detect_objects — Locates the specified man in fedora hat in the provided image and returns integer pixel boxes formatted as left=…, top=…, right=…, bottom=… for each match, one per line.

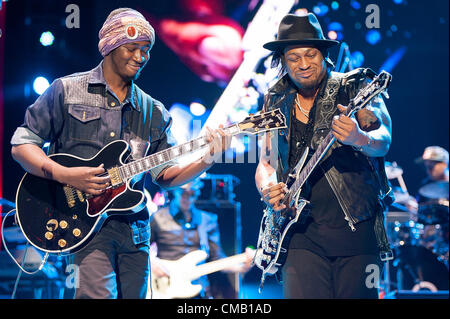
left=255, top=13, right=393, bottom=298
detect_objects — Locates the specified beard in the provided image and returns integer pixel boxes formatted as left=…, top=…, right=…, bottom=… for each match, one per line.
left=289, top=63, right=328, bottom=95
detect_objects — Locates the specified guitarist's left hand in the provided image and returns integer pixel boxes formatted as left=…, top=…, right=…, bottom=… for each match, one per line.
left=203, top=125, right=232, bottom=164
left=331, top=104, right=370, bottom=148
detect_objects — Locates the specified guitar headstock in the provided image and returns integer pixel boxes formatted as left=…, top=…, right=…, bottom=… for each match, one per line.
left=348, top=70, right=392, bottom=115
left=237, top=108, right=287, bottom=134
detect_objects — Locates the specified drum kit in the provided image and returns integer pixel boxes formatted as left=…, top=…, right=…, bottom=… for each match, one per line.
left=383, top=162, right=449, bottom=294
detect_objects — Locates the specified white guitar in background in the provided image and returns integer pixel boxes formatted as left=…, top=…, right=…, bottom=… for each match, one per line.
left=146, top=248, right=255, bottom=299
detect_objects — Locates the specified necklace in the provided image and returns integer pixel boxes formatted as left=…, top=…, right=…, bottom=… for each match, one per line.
left=295, top=95, right=310, bottom=118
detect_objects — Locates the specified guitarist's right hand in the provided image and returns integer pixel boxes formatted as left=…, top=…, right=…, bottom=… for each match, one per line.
left=261, top=182, right=288, bottom=212
left=54, top=164, right=111, bottom=195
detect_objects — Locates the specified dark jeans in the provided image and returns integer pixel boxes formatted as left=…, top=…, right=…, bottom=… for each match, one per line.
left=282, top=249, right=383, bottom=299
left=66, top=218, right=150, bottom=299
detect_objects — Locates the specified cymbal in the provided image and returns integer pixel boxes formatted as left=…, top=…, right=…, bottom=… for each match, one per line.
left=418, top=181, right=449, bottom=199
left=385, top=161, right=403, bottom=179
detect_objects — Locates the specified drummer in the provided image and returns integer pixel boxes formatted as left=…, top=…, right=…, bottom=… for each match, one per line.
left=415, top=145, right=449, bottom=203
left=415, top=146, right=449, bottom=261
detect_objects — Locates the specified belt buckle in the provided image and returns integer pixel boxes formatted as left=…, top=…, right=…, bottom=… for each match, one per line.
left=379, top=250, right=394, bottom=262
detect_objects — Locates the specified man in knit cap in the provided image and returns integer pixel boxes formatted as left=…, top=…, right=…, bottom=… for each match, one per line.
left=11, top=8, right=230, bottom=299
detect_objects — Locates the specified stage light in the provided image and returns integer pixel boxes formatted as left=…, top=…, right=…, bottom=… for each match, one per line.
left=33, top=76, right=50, bottom=95
left=39, top=31, right=54, bottom=46
left=350, top=0, right=361, bottom=10
left=190, top=102, right=206, bottom=117
left=393, top=0, right=403, bottom=4
left=331, top=1, right=339, bottom=10
left=350, top=51, right=364, bottom=68
left=312, top=3, right=329, bottom=16
left=328, top=22, right=343, bottom=32
left=365, top=30, right=381, bottom=45
left=379, top=46, right=407, bottom=73
left=328, top=31, right=338, bottom=40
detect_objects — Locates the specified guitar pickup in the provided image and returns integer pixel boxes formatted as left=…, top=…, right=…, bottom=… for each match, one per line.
left=107, top=167, right=123, bottom=187
left=63, top=185, right=76, bottom=208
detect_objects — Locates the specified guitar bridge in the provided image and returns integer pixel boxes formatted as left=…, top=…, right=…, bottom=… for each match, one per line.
left=107, top=167, right=123, bottom=186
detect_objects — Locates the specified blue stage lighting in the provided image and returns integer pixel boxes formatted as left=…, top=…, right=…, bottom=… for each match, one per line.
left=313, top=3, right=329, bottom=16
left=379, top=46, right=407, bottom=73
left=331, top=1, right=339, bottom=10
left=350, top=1, right=361, bottom=10
left=328, top=22, right=343, bottom=32
left=39, top=31, right=54, bottom=46
left=351, top=51, right=365, bottom=68
left=365, top=30, right=381, bottom=45
left=33, top=76, right=50, bottom=95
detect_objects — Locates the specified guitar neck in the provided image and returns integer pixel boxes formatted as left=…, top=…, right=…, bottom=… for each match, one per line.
left=286, top=132, right=336, bottom=202
left=118, top=124, right=241, bottom=181
left=285, top=103, right=358, bottom=204
left=192, top=252, right=248, bottom=279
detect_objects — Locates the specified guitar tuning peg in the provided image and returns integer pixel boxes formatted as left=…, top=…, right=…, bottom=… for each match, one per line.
left=382, top=90, right=390, bottom=99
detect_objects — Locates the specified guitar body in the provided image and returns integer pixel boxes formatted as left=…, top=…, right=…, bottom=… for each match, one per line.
left=254, top=147, right=310, bottom=284
left=13, top=110, right=287, bottom=255
left=148, top=250, right=208, bottom=299
left=15, top=140, right=146, bottom=255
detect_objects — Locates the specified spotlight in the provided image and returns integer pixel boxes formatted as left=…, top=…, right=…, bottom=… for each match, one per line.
left=328, top=22, right=343, bottom=32
left=365, top=30, right=381, bottom=45
left=350, top=51, right=364, bottom=68
left=190, top=102, right=206, bottom=117
left=328, top=31, right=338, bottom=40
left=39, top=31, right=54, bottom=46
left=312, top=3, right=329, bottom=16
left=33, top=76, right=50, bottom=95
left=350, top=1, right=361, bottom=10
left=331, top=1, right=339, bottom=10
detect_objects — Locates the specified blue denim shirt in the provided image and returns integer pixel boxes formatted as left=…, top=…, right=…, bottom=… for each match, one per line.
left=11, top=61, right=176, bottom=244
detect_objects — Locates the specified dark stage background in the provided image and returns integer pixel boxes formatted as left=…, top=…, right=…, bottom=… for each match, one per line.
left=0, top=0, right=448, bottom=299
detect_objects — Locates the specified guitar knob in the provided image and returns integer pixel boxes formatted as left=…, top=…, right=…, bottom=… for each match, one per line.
left=58, top=239, right=67, bottom=248
left=45, top=232, right=53, bottom=240
left=46, top=219, right=58, bottom=231
left=59, top=220, right=68, bottom=229
left=73, top=228, right=82, bottom=237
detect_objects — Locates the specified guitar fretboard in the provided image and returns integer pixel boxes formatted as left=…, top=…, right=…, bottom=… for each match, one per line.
left=118, top=125, right=240, bottom=180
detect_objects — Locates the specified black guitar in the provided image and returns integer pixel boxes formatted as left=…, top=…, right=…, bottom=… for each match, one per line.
left=253, top=71, right=392, bottom=290
left=16, top=109, right=286, bottom=255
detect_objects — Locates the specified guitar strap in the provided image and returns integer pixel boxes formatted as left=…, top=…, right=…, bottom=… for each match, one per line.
left=310, top=71, right=343, bottom=151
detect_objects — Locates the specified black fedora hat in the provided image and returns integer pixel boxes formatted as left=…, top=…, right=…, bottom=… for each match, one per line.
left=264, top=13, right=339, bottom=51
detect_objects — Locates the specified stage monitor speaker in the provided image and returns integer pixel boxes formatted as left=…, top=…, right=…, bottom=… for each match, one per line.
left=194, top=200, right=242, bottom=299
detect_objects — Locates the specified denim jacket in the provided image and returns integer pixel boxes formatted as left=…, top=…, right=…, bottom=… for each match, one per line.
left=11, top=61, right=176, bottom=245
